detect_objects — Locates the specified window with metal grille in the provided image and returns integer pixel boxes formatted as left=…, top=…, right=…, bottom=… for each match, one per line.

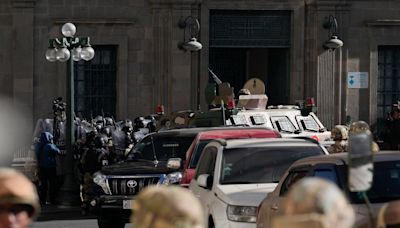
left=74, top=45, right=117, bottom=120
left=377, top=46, right=400, bottom=137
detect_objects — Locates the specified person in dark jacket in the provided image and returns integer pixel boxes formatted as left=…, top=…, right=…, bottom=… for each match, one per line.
left=34, top=132, right=61, bottom=205
left=386, top=103, right=400, bottom=150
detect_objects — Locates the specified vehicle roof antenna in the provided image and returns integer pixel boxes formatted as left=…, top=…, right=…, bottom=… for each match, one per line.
left=150, top=135, right=159, bottom=167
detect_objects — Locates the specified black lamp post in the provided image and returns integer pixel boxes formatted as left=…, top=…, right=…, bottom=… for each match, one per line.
left=178, top=16, right=202, bottom=52
left=45, top=22, right=95, bottom=206
left=178, top=16, right=202, bottom=110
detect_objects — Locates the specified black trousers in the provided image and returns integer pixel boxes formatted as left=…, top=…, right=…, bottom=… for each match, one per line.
left=38, top=167, right=57, bottom=204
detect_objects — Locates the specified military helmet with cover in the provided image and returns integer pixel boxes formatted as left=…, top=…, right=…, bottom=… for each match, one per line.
left=348, top=120, right=380, bottom=153
left=131, top=185, right=204, bottom=228
left=331, top=125, right=349, bottom=141
left=0, top=168, right=40, bottom=218
left=275, top=177, right=355, bottom=228
left=348, top=120, right=370, bottom=134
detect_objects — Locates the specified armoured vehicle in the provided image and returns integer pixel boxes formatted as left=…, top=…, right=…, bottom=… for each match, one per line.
left=171, top=77, right=331, bottom=143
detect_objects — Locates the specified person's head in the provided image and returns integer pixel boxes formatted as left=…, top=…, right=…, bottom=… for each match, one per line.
left=275, top=177, right=354, bottom=228
left=131, top=185, right=204, bottom=228
left=134, top=117, right=145, bottom=129
left=348, top=120, right=370, bottom=135
left=238, top=88, right=251, bottom=96
left=392, top=108, right=400, bottom=120
left=39, top=132, right=54, bottom=144
left=348, top=120, right=380, bottom=153
left=331, top=125, right=349, bottom=141
left=0, top=168, right=40, bottom=228
left=104, top=117, right=114, bottom=127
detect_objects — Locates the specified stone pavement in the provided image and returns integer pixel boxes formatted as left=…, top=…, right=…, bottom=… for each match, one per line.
left=37, top=204, right=95, bottom=221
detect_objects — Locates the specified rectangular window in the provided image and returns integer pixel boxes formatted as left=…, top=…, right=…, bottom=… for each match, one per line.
left=377, top=46, right=400, bottom=137
left=74, top=45, right=117, bottom=119
left=270, top=116, right=296, bottom=133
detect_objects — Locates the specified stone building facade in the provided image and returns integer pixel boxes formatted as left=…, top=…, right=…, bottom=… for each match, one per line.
left=1, top=0, right=400, bottom=139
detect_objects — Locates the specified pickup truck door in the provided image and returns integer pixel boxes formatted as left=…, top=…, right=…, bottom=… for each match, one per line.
left=189, top=146, right=218, bottom=223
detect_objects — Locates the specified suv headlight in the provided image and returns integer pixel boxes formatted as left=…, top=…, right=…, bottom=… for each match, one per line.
left=93, top=172, right=111, bottom=195
left=162, top=172, right=182, bottom=185
left=227, top=205, right=257, bottom=223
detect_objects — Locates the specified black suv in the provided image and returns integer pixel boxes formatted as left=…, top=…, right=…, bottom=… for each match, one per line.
left=90, top=127, right=248, bottom=228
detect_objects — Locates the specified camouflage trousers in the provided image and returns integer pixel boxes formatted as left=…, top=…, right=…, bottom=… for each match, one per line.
left=81, top=172, right=94, bottom=205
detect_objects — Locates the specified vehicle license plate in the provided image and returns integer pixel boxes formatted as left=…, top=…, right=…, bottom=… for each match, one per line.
left=123, top=200, right=133, bottom=209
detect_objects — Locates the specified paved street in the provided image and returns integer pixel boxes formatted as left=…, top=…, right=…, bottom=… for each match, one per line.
left=32, top=204, right=132, bottom=228
left=33, top=220, right=132, bottom=228
left=33, top=219, right=98, bottom=228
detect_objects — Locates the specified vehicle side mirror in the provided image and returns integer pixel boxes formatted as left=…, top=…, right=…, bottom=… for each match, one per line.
left=197, top=174, right=213, bottom=190
left=167, top=158, right=182, bottom=170
left=348, top=132, right=374, bottom=192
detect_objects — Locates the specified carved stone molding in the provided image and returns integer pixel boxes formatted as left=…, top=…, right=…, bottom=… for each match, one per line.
left=147, top=0, right=202, bottom=5
left=147, top=0, right=202, bottom=9
left=366, top=19, right=400, bottom=27
left=52, top=18, right=137, bottom=26
left=11, top=0, right=36, bottom=8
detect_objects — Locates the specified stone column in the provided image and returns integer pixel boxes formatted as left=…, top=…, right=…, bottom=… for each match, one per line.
left=148, top=0, right=202, bottom=113
left=310, top=0, right=349, bottom=128
left=11, top=0, right=36, bottom=136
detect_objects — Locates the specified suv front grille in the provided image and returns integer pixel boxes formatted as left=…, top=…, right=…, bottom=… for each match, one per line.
left=107, top=175, right=162, bottom=195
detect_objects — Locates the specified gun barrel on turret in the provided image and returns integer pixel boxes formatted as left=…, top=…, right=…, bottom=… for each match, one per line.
left=208, top=68, right=222, bottom=85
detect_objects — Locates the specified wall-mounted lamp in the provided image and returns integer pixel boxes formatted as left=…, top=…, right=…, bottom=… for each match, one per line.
left=323, top=15, right=344, bottom=51
left=178, top=16, right=202, bottom=52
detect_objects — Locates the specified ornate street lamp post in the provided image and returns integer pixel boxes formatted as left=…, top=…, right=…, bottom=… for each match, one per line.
left=45, top=22, right=95, bottom=205
left=178, top=16, right=202, bottom=110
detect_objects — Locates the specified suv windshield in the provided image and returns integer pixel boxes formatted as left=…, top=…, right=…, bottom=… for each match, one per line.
left=128, top=135, right=195, bottom=161
left=346, top=160, right=400, bottom=204
left=220, top=145, right=324, bottom=184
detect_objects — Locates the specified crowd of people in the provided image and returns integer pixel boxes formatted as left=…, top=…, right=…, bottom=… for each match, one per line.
left=327, top=101, right=400, bottom=154
left=31, top=98, right=168, bottom=209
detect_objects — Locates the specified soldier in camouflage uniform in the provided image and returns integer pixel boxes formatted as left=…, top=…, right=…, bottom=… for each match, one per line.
left=348, top=120, right=380, bottom=154
left=272, top=177, right=355, bottom=228
left=328, top=125, right=349, bottom=154
left=0, top=168, right=40, bottom=228
left=131, top=185, right=204, bottom=228
left=79, top=129, right=100, bottom=214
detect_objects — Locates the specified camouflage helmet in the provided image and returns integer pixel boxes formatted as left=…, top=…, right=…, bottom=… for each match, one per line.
left=331, top=125, right=349, bottom=140
left=348, top=121, right=370, bottom=135
left=0, top=168, right=40, bottom=218
left=280, top=177, right=355, bottom=228
left=348, top=121, right=380, bottom=153
left=131, top=185, right=204, bottom=228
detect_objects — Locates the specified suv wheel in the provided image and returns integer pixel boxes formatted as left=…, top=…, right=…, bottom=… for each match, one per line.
left=97, top=217, right=125, bottom=228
